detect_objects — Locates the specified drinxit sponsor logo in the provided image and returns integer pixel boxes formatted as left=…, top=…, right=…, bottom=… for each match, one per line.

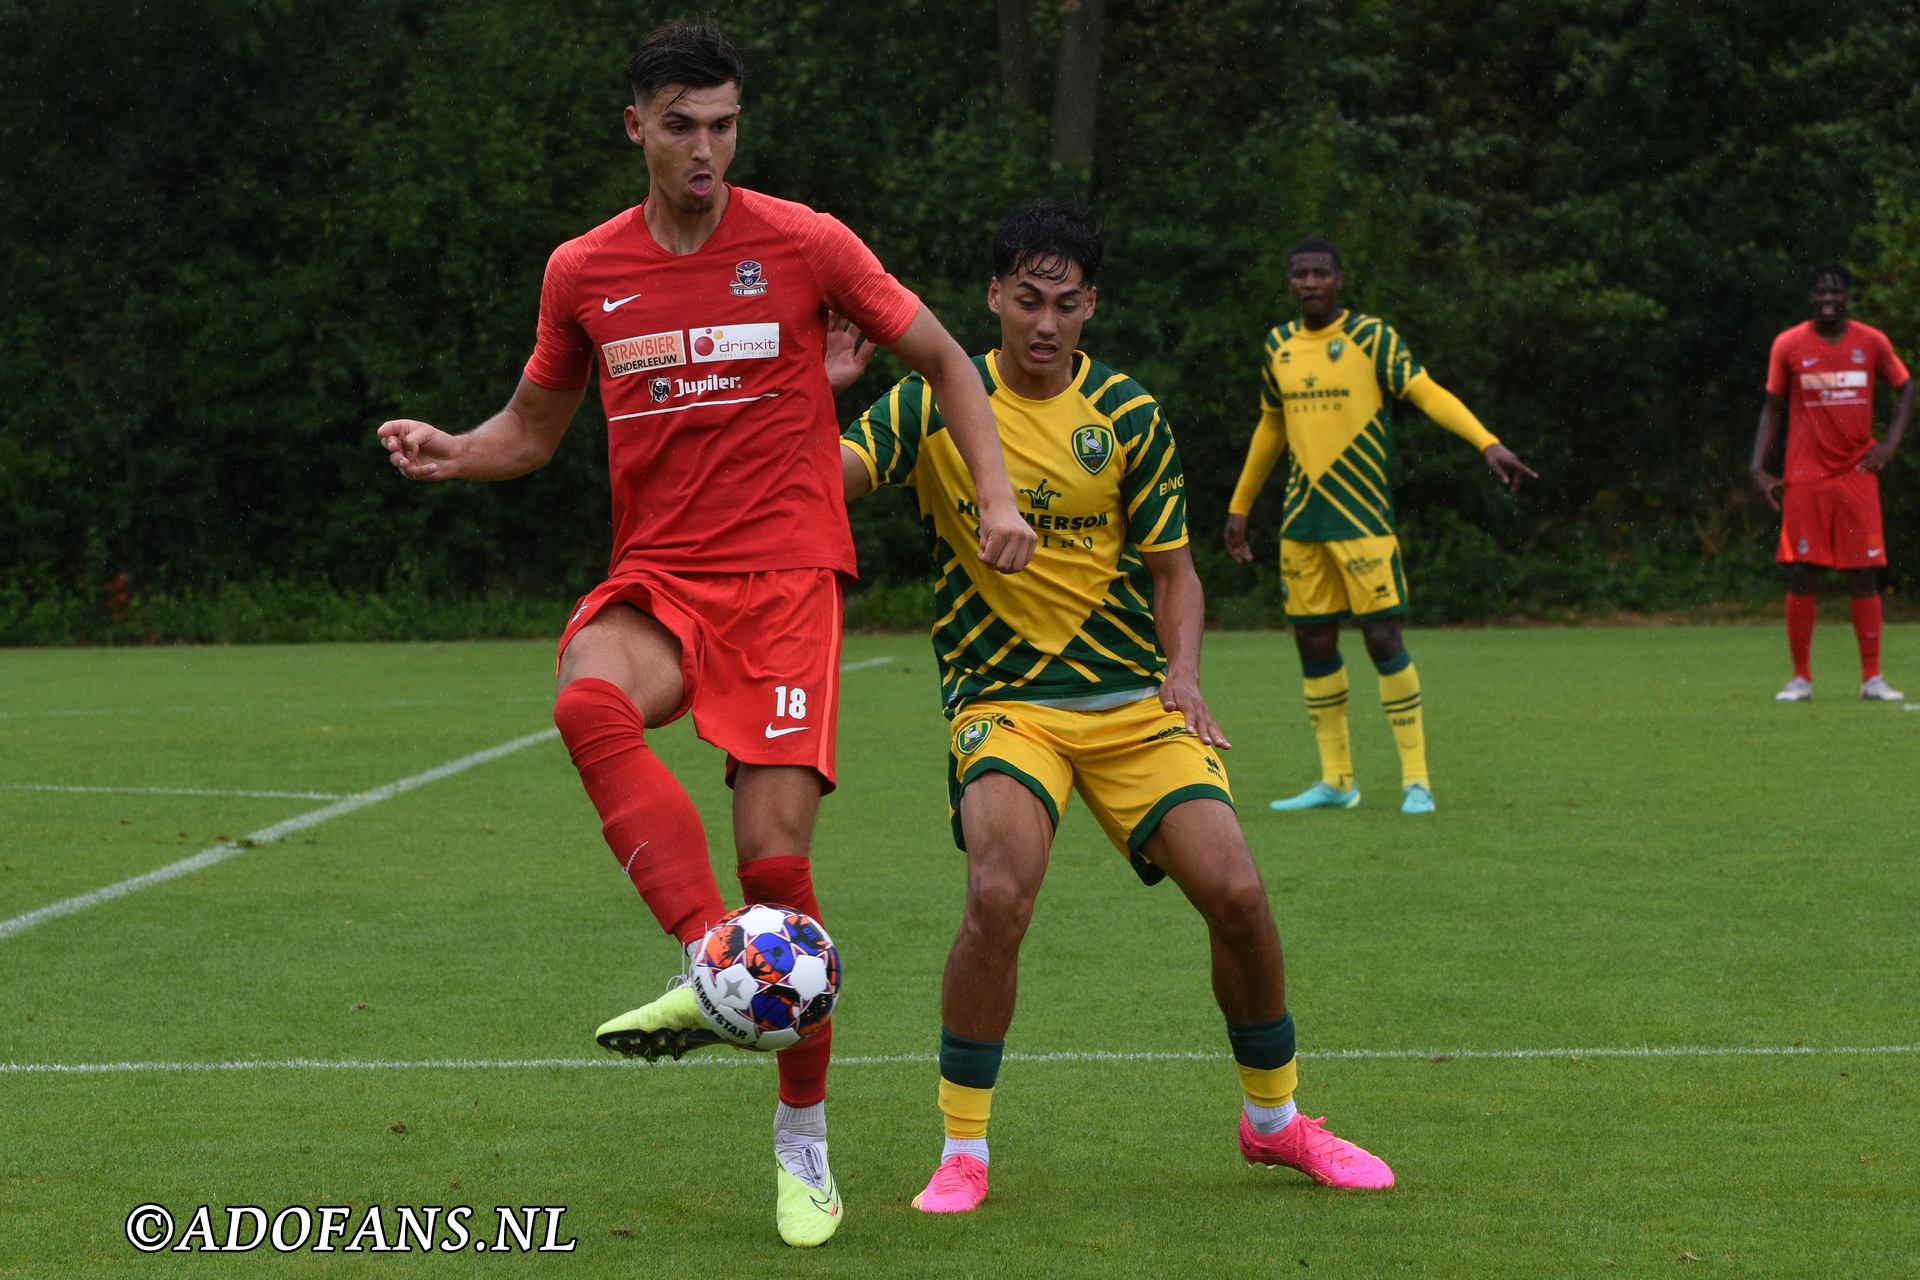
left=602, top=331, right=685, bottom=378
left=690, top=323, right=780, bottom=364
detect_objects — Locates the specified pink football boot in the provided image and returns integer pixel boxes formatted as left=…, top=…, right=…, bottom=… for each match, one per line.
left=911, top=1153, right=989, bottom=1213
left=1239, top=1113, right=1394, bottom=1189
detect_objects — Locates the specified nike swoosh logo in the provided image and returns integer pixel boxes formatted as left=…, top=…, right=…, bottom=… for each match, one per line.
left=602, top=293, right=643, bottom=312
left=809, top=1176, right=840, bottom=1214
left=765, top=724, right=810, bottom=738
left=1801, top=357, right=1819, bottom=366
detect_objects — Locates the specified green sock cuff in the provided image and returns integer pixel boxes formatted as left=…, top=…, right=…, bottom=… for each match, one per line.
left=1373, top=649, right=1412, bottom=676
left=939, top=1027, right=1005, bottom=1089
left=1226, top=1010, right=1296, bottom=1071
left=1301, top=654, right=1344, bottom=679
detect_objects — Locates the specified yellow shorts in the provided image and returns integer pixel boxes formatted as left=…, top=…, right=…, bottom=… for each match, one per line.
left=947, top=692, right=1233, bottom=885
left=1279, top=535, right=1408, bottom=622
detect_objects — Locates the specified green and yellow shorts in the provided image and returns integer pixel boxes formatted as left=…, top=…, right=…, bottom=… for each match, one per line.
left=947, top=692, right=1233, bottom=886
left=1279, top=534, right=1409, bottom=623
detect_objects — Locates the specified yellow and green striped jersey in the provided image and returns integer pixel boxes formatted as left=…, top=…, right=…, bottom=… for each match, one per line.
left=843, top=351, right=1189, bottom=716
left=1260, top=310, right=1426, bottom=540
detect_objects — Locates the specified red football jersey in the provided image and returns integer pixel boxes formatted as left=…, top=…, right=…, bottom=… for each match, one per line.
left=524, top=187, right=920, bottom=575
left=1765, top=320, right=1911, bottom=483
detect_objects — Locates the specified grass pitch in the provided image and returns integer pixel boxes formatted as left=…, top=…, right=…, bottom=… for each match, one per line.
left=2, top=627, right=1915, bottom=1277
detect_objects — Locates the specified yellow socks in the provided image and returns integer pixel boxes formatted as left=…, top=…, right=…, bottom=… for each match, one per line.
left=1375, top=652, right=1427, bottom=789
left=1301, top=657, right=1353, bottom=790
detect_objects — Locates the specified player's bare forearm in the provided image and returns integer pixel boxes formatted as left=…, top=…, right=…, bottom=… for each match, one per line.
left=1750, top=397, right=1785, bottom=506
left=840, top=444, right=875, bottom=501
left=1145, top=546, right=1229, bottom=748
left=1859, top=382, right=1913, bottom=473
left=1887, top=380, right=1914, bottom=451
left=379, top=378, right=582, bottom=482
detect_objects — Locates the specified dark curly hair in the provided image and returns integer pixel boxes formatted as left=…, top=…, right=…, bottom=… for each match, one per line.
left=1807, top=261, right=1853, bottom=290
left=991, top=199, right=1103, bottom=286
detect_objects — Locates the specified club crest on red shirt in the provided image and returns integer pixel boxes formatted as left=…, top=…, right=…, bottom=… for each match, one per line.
left=731, top=259, right=768, bottom=297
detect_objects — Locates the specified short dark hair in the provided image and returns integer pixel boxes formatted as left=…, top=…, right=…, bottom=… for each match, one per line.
left=1289, top=237, right=1342, bottom=270
left=991, top=199, right=1103, bottom=286
left=629, top=17, right=745, bottom=106
left=1807, top=261, right=1853, bottom=290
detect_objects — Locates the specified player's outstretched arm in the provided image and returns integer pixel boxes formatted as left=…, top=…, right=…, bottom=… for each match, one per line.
left=1750, top=394, right=1786, bottom=510
left=1144, top=546, right=1230, bottom=749
left=1225, top=406, right=1287, bottom=564
left=882, top=306, right=1036, bottom=573
left=378, top=377, right=584, bottom=483
left=1401, top=376, right=1537, bottom=492
left=1859, top=379, right=1914, bottom=473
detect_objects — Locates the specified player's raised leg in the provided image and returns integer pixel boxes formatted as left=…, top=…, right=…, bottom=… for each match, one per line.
left=1271, top=619, right=1360, bottom=811
left=734, top=764, right=844, bottom=1245
left=1144, top=799, right=1393, bottom=1190
left=914, top=773, right=1054, bottom=1214
left=554, top=603, right=732, bottom=1060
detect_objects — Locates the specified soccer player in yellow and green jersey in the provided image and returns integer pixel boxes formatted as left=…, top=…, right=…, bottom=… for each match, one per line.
left=1225, top=238, right=1535, bottom=815
left=834, top=202, right=1394, bottom=1214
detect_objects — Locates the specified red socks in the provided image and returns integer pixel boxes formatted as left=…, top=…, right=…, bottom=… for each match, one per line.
left=552, top=678, right=724, bottom=948
left=553, top=678, right=833, bottom=1107
left=1785, top=593, right=1816, bottom=681
left=739, top=855, right=832, bottom=1108
left=1851, top=595, right=1883, bottom=680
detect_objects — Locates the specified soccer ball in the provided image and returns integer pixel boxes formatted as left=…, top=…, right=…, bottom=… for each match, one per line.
left=690, top=904, right=840, bottom=1051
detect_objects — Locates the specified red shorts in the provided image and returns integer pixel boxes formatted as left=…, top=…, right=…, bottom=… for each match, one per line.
left=1776, top=471, right=1887, bottom=569
left=557, top=567, right=844, bottom=789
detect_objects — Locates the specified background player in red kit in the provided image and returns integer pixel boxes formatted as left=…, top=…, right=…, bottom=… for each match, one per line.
left=1751, top=262, right=1913, bottom=703
left=377, top=19, right=1034, bottom=1247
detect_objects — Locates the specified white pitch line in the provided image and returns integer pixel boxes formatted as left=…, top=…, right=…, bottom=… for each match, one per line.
left=2, top=1043, right=1913, bottom=1076
left=0, top=694, right=554, bottom=721
left=1, top=784, right=348, bottom=801
left=0, top=729, right=560, bottom=942
left=0, top=655, right=905, bottom=942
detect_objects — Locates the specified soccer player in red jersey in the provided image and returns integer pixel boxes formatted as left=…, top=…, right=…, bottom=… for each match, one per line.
left=377, top=19, right=1034, bottom=1247
left=1751, top=263, right=1913, bottom=703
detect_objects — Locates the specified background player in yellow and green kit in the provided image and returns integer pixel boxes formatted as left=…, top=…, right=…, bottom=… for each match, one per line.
left=832, top=201, right=1394, bottom=1212
left=1225, top=239, right=1536, bottom=814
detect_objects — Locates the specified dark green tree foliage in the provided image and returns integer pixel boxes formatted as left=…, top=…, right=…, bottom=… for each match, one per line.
left=3, top=0, right=1916, bottom=638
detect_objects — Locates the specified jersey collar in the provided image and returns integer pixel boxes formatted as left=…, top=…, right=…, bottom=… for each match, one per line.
left=985, top=349, right=1092, bottom=404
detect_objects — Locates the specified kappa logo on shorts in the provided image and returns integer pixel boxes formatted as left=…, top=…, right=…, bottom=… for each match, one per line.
left=1072, top=424, right=1115, bottom=476
left=956, top=720, right=995, bottom=754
